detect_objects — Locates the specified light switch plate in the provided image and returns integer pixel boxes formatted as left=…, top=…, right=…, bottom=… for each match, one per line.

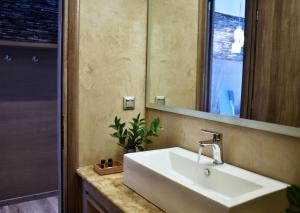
left=123, top=96, right=135, bottom=110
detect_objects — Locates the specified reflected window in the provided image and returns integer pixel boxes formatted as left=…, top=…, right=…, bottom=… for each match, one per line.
left=207, top=0, right=246, bottom=117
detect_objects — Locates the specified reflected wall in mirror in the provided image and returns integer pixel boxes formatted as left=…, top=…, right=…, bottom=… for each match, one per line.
left=147, top=0, right=200, bottom=110
left=146, top=0, right=300, bottom=127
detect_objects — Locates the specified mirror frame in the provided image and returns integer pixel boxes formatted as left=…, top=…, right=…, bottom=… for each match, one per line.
left=146, top=103, right=300, bottom=138
left=145, top=1, right=300, bottom=138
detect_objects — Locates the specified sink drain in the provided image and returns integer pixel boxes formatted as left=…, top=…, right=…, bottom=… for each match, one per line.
left=203, top=168, right=211, bottom=176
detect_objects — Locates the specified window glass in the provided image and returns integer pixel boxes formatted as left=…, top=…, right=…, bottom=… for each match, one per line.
left=209, top=0, right=246, bottom=117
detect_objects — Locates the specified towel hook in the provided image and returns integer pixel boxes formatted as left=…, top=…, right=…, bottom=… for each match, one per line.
left=4, top=55, right=12, bottom=62
left=32, top=56, right=39, bottom=63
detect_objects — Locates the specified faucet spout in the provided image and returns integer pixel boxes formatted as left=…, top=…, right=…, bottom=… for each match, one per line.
left=198, top=130, right=223, bottom=165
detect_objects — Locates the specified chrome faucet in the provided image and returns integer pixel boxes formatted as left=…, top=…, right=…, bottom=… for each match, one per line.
left=198, top=129, right=223, bottom=165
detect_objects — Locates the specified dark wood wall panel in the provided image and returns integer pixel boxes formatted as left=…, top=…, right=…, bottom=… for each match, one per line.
left=251, top=0, right=300, bottom=127
left=0, top=47, right=57, bottom=101
left=0, top=46, right=58, bottom=202
left=0, top=101, right=58, bottom=201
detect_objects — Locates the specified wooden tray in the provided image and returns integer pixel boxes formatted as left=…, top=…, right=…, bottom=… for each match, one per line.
left=94, top=161, right=123, bottom=175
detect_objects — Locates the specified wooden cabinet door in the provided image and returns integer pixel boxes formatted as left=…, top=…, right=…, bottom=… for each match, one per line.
left=251, top=0, right=300, bottom=127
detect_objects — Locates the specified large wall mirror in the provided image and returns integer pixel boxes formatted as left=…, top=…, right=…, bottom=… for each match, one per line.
left=146, top=0, right=300, bottom=137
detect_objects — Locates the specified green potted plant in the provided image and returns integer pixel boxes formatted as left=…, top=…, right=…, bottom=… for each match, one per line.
left=109, top=114, right=163, bottom=153
left=286, top=185, right=300, bottom=213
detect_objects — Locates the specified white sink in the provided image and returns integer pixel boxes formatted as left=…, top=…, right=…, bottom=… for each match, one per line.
left=123, top=147, right=288, bottom=213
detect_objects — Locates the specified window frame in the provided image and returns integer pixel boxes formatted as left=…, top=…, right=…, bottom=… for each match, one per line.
left=202, top=0, right=257, bottom=118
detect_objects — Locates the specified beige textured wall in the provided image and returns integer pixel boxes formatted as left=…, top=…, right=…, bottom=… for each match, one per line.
left=147, top=0, right=199, bottom=110
left=78, top=0, right=147, bottom=166
left=146, top=109, right=300, bottom=186
left=77, top=0, right=300, bottom=191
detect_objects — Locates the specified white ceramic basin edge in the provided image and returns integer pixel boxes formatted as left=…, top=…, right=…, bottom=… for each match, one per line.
left=124, top=147, right=288, bottom=213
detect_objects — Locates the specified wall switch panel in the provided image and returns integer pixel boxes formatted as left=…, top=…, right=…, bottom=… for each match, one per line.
left=155, top=96, right=166, bottom=105
left=123, top=96, right=135, bottom=110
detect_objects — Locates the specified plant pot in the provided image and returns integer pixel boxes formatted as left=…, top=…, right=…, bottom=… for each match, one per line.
left=125, top=148, right=136, bottom=154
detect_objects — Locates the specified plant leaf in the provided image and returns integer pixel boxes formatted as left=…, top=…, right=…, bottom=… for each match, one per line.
left=286, top=209, right=300, bottom=213
left=109, top=114, right=163, bottom=151
left=143, top=138, right=152, bottom=144
left=137, top=145, right=144, bottom=151
left=287, top=185, right=300, bottom=208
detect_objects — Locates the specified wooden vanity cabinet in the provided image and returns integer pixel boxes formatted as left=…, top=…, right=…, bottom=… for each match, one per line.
left=82, top=180, right=123, bottom=213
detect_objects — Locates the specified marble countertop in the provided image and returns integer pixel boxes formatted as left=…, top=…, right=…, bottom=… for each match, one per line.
left=77, top=166, right=164, bottom=213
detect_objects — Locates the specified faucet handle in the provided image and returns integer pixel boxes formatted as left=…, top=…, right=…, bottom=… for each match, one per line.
left=201, top=129, right=222, bottom=141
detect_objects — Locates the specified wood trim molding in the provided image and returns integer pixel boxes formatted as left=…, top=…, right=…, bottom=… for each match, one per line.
left=196, top=0, right=208, bottom=111
left=240, top=0, right=258, bottom=119
left=64, top=0, right=81, bottom=212
left=0, top=40, right=57, bottom=49
left=0, top=191, right=58, bottom=207
left=62, top=0, right=68, bottom=211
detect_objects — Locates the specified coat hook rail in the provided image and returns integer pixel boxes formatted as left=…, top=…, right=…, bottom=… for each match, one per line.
left=2, top=55, right=41, bottom=63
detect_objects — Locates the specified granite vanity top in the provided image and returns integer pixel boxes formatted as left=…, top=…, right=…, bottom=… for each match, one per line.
left=77, top=166, right=164, bottom=213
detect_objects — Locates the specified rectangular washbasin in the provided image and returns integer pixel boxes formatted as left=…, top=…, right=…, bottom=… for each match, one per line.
left=123, top=147, right=288, bottom=213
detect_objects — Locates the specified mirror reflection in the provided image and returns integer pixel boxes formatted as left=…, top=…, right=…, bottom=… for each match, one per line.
left=147, top=0, right=300, bottom=127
